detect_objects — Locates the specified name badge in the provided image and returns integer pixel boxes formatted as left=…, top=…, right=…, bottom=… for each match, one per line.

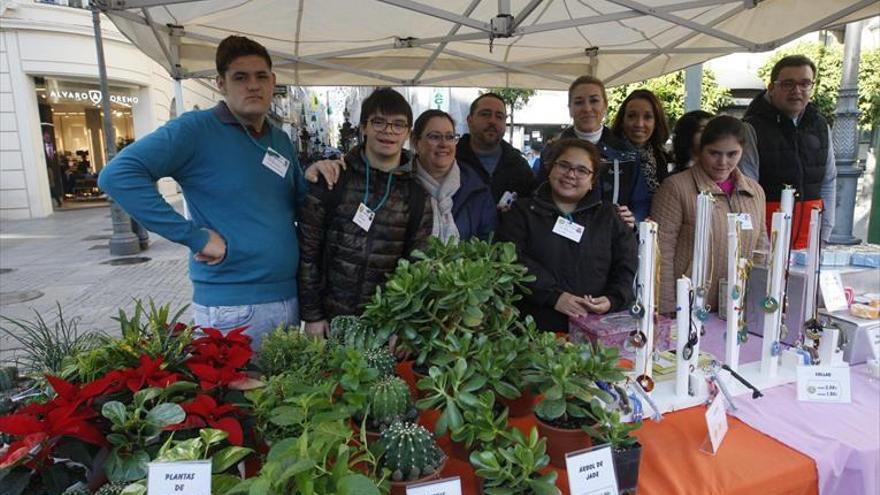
left=262, top=147, right=290, bottom=178
left=498, top=190, right=516, bottom=208
left=353, top=203, right=375, bottom=232
left=565, top=444, right=619, bottom=495
left=553, top=216, right=584, bottom=243
left=738, top=213, right=753, bottom=230
left=704, top=397, right=729, bottom=454
left=406, top=476, right=462, bottom=495
left=147, top=460, right=211, bottom=495
left=796, top=365, right=852, bottom=403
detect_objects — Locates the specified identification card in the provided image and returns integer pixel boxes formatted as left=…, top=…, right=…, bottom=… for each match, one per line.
left=565, top=444, right=619, bottom=495
left=796, top=365, right=852, bottom=403
left=147, top=460, right=211, bottom=495
left=406, top=476, right=462, bottom=495
left=738, top=213, right=754, bottom=230
left=704, top=397, right=729, bottom=454
left=262, top=147, right=290, bottom=178
left=552, top=216, right=584, bottom=243
left=819, top=271, right=848, bottom=312
left=353, top=202, right=376, bottom=232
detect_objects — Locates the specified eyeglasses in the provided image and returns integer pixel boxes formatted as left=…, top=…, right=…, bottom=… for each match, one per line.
left=424, top=132, right=460, bottom=144
left=369, top=118, right=409, bottom=134
left=554, top=160, right=594, bottom=179
left=774, top=79, right=815, bottom=91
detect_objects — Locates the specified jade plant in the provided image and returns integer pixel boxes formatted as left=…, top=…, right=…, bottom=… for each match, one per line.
left=584, top=398, right=641, bottom=450
left=379, top=420, right=446, bottom=483
left=364, top=375, right=416, bottom=431
left=449, top=391, right=512, bottom=452
left=415, top=357, right=486, bottom=436
left=470, top=426, right=560, bottom=495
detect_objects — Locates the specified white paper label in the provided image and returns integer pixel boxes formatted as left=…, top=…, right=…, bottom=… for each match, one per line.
left=738, top=213, right=753, bottom=230
left=552, top=216, right=585, bottom=243
left=262, top=147, right=290, bottom=178
left=406, top=476, right=462, bottom=495
left=820, top=271, right=848, bottom=312
left=705, top=397, right=728, bottom=454
left=147, top=460, right=211, bottom=495
left=353, top=202, right=375, bottom=232
left=565, top=444, right=619, bottom=495
left=796, top=365, right=852, bottom=403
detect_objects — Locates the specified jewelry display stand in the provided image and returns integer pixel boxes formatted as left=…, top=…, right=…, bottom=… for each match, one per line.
left=675, top=277, right=692, bottom=400
left=632, top=221, right=659, bottom=394
left=725, top=214, right=746, bottom=372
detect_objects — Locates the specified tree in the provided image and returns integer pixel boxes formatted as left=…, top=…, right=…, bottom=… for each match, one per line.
left=757, top=41, right=880, bottom=129
left=486, top=87, right=538, bottom=141
left=606, top=68, right=731, bottom=128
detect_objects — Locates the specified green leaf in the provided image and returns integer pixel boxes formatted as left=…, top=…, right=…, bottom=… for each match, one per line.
left=106, top=449, right=150, bottom=483
left=120, top=482, right=146, bottom=495
left=248, top=478, right=271, bottom=495
left=212, top=446, right=253, bottom=474
left=337, top=474, right=381, bottom=495
left=157, top=438, right=202, bottom=461
left=535, top=399, right=566, bottom=420
left=200, top=428, right=229, bottom=447
left=145, top=402, right=185, bottom=428
left=133, top=387, right=162, bottom=408
left=528, top=473, right=561, bottom=495
left=212, top=474, right=242, bottom=495
left=445, top=399, right=463, bottom=432
left=102, top=401, right=127, bottom=426
left=162, top=381, right=199, bottom=396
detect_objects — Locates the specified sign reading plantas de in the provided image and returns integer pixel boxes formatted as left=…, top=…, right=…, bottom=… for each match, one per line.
left=565, top=445, right=619, bottom=495
left=147, top=460, right=212, bottom=494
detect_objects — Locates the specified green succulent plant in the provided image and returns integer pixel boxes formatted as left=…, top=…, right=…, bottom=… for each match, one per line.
left=363, top=347, right=397, bottom=378
left=329, top=315, right=392, bottom=350
left=584, top=398, right=642, bottom=450
left=470, top=426, right=560, bottom=495
left=379, top=420, right=446, bottom=482
left=367, top=375, right=415, bottom=430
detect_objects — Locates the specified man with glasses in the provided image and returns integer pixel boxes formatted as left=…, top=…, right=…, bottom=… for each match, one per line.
left=456, top=93, right=536, bottom=209
left=741, top=54, right=836, bottom=248
left=297, top=87, right=433, bottom=338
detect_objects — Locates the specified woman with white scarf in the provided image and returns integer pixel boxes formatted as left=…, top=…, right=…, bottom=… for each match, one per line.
left=411, top=109, right=495, bottom=242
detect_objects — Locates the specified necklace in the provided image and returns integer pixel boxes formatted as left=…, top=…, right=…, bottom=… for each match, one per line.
left=635, top=222, right=661, bottom=392
left=761, top=230, right=780, bottom=313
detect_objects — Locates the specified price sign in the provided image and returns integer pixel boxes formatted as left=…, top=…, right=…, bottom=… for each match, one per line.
left=796, top=365, right=852, bottom=403
left=565, top=444, right=619, bottom=495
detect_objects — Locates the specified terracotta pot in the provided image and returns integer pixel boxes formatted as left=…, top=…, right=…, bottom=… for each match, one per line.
left=388, top=456, right=448, bottom=495
left=449, top=439, right=469, bottom=461
left=613, top=442, right=643, bottom=494
left=499, top=390, right=535, bottom=418
left=535, top=416, right=592, bottom=469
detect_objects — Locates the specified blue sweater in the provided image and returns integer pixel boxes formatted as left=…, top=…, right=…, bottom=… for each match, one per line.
left=98, top=103, right=307, bottom=306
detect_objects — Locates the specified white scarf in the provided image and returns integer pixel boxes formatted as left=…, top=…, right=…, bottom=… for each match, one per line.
left=573, top=126, right=603, bottom=144
left=416, top=159, right=461, bottom=243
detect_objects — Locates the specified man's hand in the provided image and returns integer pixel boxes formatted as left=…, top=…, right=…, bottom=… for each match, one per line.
left=304, top=320, right=329, bottom=339
left=304, top=159, right=346, bottom=189
left=584, top=295, right=611, bottom=315
left=616, top=205, right=636, bottom=229
left=554, top=292, right=591, bottom=319
left=194, top=229, right=226, bottom=265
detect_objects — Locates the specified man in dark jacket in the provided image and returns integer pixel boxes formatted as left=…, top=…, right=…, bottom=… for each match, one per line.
left=456, top=93, right=536, bottom=206
left=740, top=54, right=836, bottom=248
left=297, top=88, right=433, bottom=337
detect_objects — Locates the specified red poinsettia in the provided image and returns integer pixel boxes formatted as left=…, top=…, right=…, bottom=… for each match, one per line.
left=186, top=327, right=252, bottom=390
left=117, top=355, right=180, bottom=393
left=44, top=374, right=123, bottom=410
left=166, top=394, right=245, bottom=445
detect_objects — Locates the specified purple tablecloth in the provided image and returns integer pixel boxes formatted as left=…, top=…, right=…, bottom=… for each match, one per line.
left=731, top=365, right=880, bottom=495
left=700, top=316, right=766, bottom=363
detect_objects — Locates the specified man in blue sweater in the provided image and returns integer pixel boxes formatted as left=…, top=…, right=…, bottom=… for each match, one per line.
left=98, top=36, right=306, bottom=349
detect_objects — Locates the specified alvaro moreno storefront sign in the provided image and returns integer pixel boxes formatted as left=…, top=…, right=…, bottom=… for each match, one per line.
left=44, top=79, right=139, bottom=107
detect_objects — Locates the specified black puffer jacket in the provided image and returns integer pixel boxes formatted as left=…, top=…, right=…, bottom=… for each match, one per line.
left=297, top=146, right=433, bottom=322
left=496, top=184, right=638, bottom=332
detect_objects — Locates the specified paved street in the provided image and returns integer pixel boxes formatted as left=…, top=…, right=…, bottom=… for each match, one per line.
left=0, top=201, right=192, bottom=365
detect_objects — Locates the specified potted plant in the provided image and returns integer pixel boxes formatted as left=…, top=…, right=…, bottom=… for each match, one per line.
left=378, top=420, right=447, bottom=495
left=469, top=426, right=560, bottom=495
left=523, top=333, right=623, bottom=468
left=354, top=375, right=417, bottom=444
left=415, top=357, right=486, bottom=437
left=448, top=391, right=511, bottom=461
left=584, top=399, right=643, bottom=495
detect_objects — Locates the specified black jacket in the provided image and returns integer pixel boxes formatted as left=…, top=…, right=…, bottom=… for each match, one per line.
left=495, top=184, right=638, bottom=332
left=743, top=91, right=829, bottom=202
left=297, top=145, right=433, bottom=322
left=456, top=134, right=536, bottom=204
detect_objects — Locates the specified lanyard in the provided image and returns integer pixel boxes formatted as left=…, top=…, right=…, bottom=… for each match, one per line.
left=363, top=156, right=395, bottom=212
left=563, top=213, right=574, bottom=222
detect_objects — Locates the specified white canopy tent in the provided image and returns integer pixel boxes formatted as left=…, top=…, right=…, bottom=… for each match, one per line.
left=99, top=0, right=879, bottom=89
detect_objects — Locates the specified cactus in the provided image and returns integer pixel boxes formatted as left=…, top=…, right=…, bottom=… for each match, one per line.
left=61, top=483, right=91, bottom=495
left=363, top=347, right=397, bottom=377
left=329, top=315, right=390, bottom=350
left=368, top=376, right=413, bottom=429
left=95, top=483, right=127, bottom=495
left=380, top=420, right=446, bottom=482
left=0, top=367, right=17, bottom=391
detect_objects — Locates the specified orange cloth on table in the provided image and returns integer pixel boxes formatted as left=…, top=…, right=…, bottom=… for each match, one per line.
left=765, top=199, right=823, bottom=250
left=398, top=361, right=818, bottom=495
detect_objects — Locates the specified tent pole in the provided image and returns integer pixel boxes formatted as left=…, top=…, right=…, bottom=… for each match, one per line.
left=92, top=5, right=141, bottom=256
left=684, top=63, right=702, bottom=112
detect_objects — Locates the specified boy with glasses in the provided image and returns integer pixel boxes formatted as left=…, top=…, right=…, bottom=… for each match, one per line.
left=740, top=54, right=836, bottom=248
left=298, top=88, right=433, bottom=338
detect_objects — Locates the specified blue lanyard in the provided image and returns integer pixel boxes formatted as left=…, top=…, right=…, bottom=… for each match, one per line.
left=563, top=213, right=574, bottom=222
left=363, top=156, right=394, bottom=212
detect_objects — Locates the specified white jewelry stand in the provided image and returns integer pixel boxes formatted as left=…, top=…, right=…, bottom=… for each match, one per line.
left=689, top=193, right=713, bottom=366
left=633, top=221, right=658, bottom=387
left=760, top=188, right=794, bottom=377
left=725, top=214, right=744, bottom=372
left=675, top=276, right=692, bottom=399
